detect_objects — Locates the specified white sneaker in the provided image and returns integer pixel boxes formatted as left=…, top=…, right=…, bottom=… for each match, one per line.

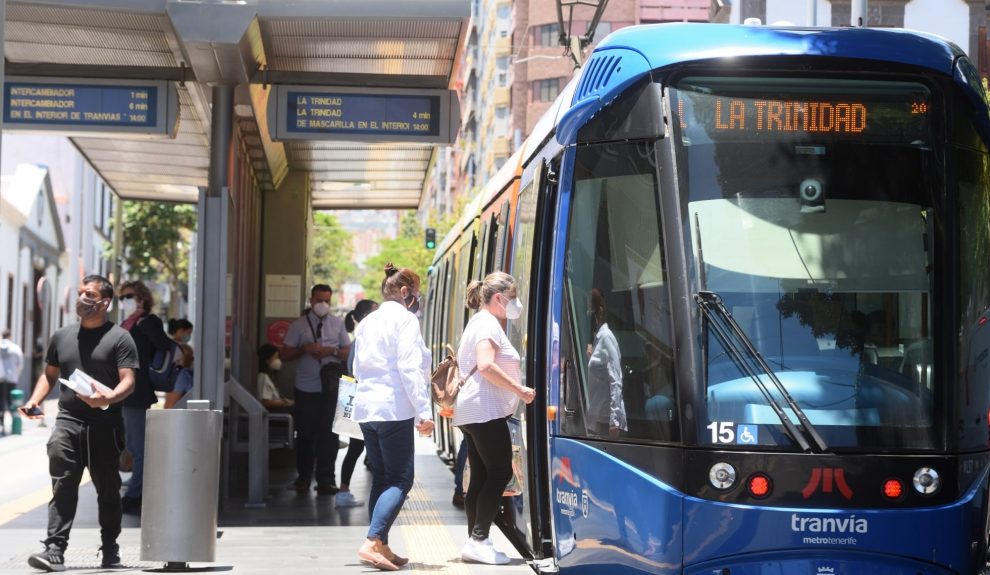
left=334, top=491, right=364, bottom=508
left=461, top=538, right=510, bottom=565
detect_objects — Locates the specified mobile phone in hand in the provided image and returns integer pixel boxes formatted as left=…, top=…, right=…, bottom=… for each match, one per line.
left=22, top=406, right=43, bottom=416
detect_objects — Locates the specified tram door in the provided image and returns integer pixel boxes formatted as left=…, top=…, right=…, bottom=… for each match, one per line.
left=552, top=141, right=679, bottom=565
left=506, top=172, right=547, bottom=557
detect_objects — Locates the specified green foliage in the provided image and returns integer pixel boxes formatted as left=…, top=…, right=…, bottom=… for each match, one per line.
left=360, top=203, right=465, bottom=298
left=311, top=211, right=357, bottom=288
left=118, top=200, right=196, bottom=294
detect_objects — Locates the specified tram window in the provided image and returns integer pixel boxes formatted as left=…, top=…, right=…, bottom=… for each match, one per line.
left=508, top=181, right=537, bottom=369
left=673, top=76, right=938, bottom=450
left=956, top=146, right=990, bottom=449
left=494, top=202, right=510, bottom=269
left=559, top=141, right=678, bottom=443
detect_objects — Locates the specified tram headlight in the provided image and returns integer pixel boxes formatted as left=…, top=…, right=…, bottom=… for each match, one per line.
left=709, top=462, right=737, bottom=490
left=912, top=467, right=940, bottom=495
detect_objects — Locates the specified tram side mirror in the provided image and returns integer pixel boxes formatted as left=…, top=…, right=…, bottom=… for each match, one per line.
left=799, top=178, right=825, bottom=214
left=576, top=80, right=665, bottom=144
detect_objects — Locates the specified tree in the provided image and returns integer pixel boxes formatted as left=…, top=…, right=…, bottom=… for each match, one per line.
left=360, top=204, right=463, bottom=297
left=311, top=212, right=357, bottom=289
left=117, top=200, right=197, bottom=318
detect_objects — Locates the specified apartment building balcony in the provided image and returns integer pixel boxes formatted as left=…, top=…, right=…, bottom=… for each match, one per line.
left=495, top=35, right=512, bottom=56
left=640, top=0, right=709, bottom=22
left=494, top=86, right=510, bottom=107
left=493, top=137, right=510, bottom=156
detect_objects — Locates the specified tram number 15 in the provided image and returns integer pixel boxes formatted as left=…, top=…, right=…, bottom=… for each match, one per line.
left=707, top=421, right=735, bottom=444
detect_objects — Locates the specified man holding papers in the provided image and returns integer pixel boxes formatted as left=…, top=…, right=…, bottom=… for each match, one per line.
left=19, top=274, right=139, bottom=572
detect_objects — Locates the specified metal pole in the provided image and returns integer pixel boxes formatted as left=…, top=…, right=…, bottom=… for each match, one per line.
left=195, top=84, right=232, bottom=412
left=0, top=0, right=6, bottom=170
left=851, top=0, right=867, bottom=27
left=807, top=0, right=817, bottom=26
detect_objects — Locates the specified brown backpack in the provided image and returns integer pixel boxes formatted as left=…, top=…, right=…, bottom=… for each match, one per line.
left=430, top=344, right=477, bottom=409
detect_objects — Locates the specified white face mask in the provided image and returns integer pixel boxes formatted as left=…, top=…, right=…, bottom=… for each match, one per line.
left=502, top=295, right=523, bottom=320
left=119, top=299, right=138, bottom=317
left=312, top=302, right=331, bottom=317
left=268, top=358, right=282, bottom=371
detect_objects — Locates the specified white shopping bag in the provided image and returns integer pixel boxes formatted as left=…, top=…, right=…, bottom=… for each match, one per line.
left=332, top=375, right=363, bottom=440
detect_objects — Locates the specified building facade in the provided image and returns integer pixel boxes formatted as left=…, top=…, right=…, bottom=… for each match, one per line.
left=424, top=0, right=985, bottom=219
left=1, top=134, right=118, bottom=386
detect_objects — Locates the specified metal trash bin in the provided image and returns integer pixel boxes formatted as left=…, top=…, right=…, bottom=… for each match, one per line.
left=141, top=408, right=222, bottom=565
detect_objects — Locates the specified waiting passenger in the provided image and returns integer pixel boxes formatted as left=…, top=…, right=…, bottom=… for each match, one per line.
left=352, top=264, right=434, bottom=571
left=585, top=288, right=627, bottom=438
left=167, top=318, right=193, bottom=345
left=118, top=279, right=173, bottom=515
left=453, top=272, right=536, bottom=565
left=163, top=344, right=194, bottom=409
left=256, top=343, right=292, bottom=410
left=334, top=299, right=378, bottom=509
left=281, top=284, right=350, bottom=495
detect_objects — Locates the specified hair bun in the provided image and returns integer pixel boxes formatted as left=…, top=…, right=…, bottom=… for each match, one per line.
left=384, top=263, right=398, bottom=277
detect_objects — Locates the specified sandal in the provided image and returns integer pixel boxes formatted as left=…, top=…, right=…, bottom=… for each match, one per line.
left=358, top=549, right=399, bottom=571
left=382, top=545, right=409, bottom=567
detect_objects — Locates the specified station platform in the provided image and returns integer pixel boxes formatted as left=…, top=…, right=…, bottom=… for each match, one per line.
left=0, top=414, right=531, bottom=574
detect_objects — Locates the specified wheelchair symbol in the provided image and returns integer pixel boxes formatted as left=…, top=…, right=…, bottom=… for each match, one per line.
left=737, top=424, right=758, bottom=444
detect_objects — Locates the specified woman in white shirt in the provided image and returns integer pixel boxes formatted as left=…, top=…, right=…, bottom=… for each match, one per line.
left=454, top=272, right=536, bottom=565
left=352, top=264, right=435, bottom=571
left=257, top=344, right=292, bottom=410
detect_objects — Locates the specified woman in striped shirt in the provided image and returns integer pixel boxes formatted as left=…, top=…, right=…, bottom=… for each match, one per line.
left=453, top=272, right=536, bottom=565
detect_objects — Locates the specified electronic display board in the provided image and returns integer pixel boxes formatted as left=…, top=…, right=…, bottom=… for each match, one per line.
left=3, top=77, right=179, bottom=138
left=674, top=77, right=930, bottom=144
left=268, top=86, right=459, bottom=144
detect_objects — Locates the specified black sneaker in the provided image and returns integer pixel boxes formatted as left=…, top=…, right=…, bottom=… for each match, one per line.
left=315, top=483, right=339, bottom=495
left=27, top=542, right=65, bottom=572
left=99, top=543, right=121, bottom=568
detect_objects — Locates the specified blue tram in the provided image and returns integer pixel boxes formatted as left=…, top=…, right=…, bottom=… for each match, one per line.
left=425, top=22, right=990, bottom=574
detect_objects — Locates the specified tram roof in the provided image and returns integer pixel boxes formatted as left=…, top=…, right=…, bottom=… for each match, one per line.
left=597, top=23, right=965, bottom=76
left=5, top=0, right=469, bottom=208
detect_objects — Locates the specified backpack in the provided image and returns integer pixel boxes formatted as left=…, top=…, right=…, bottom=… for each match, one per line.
left=149, top=340, right=183, bottom=392
left=430, top=344, right=477, bottom=409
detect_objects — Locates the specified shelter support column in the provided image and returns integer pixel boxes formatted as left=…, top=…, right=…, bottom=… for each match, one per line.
left=195, top=84, right=234, bottom=411
left=259, top=170, right=310, bottom=360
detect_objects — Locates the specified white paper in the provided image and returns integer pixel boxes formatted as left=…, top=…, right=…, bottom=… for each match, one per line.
left=59, top=369, right=112, bottom=410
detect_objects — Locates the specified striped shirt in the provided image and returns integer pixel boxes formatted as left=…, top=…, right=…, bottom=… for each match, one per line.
left=452, top=310, right=520, bottom=426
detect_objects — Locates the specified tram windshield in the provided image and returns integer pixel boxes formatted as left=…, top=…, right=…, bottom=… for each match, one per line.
left=672, top=76, right=937, bottom=451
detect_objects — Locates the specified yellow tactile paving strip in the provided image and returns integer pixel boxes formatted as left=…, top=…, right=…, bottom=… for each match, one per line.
left=0, top=470, right=89, bottom=527
left=397, top=480, right=473, bottom=575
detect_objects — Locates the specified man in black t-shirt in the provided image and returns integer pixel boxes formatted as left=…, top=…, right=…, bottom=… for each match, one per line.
left=19, top=274, right=138, bottom=572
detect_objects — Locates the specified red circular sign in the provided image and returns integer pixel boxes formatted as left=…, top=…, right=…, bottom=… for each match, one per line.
left=266, top=320, right=292, bottom=348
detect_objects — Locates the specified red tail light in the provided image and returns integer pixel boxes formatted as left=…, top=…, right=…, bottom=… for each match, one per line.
left=882, top=478, right=904, bottom=500
left=748, top=473, right=772, bottom=498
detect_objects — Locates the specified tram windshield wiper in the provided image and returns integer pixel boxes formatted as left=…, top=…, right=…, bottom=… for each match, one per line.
left=695, top=291, right=829, bottom=453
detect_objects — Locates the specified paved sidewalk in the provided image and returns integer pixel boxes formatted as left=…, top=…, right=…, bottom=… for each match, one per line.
left=0, top=429, right=530, bottom=575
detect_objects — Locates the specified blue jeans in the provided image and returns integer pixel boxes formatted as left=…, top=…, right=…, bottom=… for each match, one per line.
left=360, top=419, right=415, bottom=544
left=121, top=407, right=147, bottom=499
left=453, top=437, right=468, bottom=495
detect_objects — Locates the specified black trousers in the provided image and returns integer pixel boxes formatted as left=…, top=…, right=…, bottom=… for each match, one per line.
left=293, top=371, right=342, bottom=486
left=46, top=417, right=125, bottom=548
left=460, top=416, right=513, bottom=540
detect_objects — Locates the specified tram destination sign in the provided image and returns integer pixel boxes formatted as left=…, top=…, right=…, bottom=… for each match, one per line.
left=268, top=86, right=459, bottom=144
left=3, top=77, right=179, bottom=137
